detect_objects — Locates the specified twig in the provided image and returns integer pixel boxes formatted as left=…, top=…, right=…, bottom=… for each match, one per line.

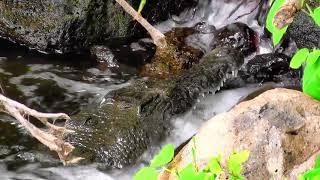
left=0, top=94, right=76, bottom=164
left=115, top=0, right=167, bottom=49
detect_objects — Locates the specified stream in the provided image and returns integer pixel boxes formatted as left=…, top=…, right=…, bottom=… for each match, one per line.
left=0, top=0, right=274, bottom=179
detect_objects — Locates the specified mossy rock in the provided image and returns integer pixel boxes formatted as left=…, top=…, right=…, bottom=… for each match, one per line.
left=0, top=0, right=196, bottom=53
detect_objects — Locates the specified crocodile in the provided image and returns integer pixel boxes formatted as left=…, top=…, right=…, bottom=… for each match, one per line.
left=66, top=47, right=244, bottom=168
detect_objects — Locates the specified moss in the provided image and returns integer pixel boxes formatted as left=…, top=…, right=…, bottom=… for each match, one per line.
left=107, top=3, right=131, bottom=37
left=0, top=2, right=58, bottom=32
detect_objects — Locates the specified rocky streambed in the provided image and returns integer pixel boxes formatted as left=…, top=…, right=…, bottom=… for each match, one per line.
left=0, top=0, right=318, bottom=179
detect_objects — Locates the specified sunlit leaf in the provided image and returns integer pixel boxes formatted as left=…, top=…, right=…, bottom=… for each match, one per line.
left=302, top=168, right=320, bottom=179
left=138, top=0, right=146, bottom=13
left=206, top=157, right=223, bottom=175
left=290, top=48, right=310, bottom=69
left=311, top=7, right=320, bottom=26
left=315, top=155, right=320, bottom=169
left=266, top=0, right=286, bottom=33
left=134, top=167, right=158, bottom=180
left=272, top=27, right=288, bottom=46
left=150, top=144, right=175, bottom=168
left=178, top=163, right=207, bottom=180
left=298, top=174, right=305, bottom=180
left=302, top=57, right=320, bottom=100
left=307, top=49, right=320, bottom=65
left=228, top=150, right=250, bottom=177
left=266, top=0, right=288, bottom=46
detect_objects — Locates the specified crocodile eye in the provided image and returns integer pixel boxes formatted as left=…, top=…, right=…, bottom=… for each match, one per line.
left=83, top=117, right=93, bottom=125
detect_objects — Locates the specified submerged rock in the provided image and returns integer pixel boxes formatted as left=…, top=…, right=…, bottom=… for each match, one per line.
left=66, top=47, right=243, bottom=168
left=287, top=11, right=320, bottom=49
left=210, top=23, right=257, bottom=56
left=161, top=88, right=320, bottom=179
left=0, top=0, right=196, bottom=53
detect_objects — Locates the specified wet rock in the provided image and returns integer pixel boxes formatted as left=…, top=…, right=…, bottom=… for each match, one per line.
left=223, top=53, right=301, bottom=89
left=287, top=11, right=320, bottom=49
left=0, top=145, right=11, bottom=158
left=193, top=22, right=216, bottom=34
left=90, top=46, right=118, bottom=68
left=0, top=0, right=196, bottom=53
left=244, top=53, right=301, bottom=83
left=92, top=38, right=156, bottom=68
left=210, top=23, right=257, bottom=56
left=66, top=47, right=243, bottom=168
left=161, top=88, right=320, bottom=179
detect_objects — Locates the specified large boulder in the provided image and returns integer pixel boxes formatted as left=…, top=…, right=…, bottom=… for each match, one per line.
left=0, top=0, right=196, bottom=53
left=161, top=88, right=320, bottom=179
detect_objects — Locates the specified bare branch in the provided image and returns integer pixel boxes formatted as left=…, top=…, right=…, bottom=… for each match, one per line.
left=0, top=94, right=76, bottom=164
left=115, top=0, right=167, bottom=49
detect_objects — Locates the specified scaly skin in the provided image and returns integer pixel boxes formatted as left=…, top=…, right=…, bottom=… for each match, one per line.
left=66, top=47, right=244, bottom=168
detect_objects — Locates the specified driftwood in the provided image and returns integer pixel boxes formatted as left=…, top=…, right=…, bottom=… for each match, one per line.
left=0, top=94, right=76, bottom=164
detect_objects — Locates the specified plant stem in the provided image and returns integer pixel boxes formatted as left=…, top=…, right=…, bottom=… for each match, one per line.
left=115, top=0, right=167, bottom=49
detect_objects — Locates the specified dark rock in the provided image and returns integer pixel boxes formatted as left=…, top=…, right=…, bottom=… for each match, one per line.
left=0, top=145, right=11, bottom=158
left=210, top=23, right=257, bottom=56
left=193, top=22, right=216, bottom=34
left=0, top=0, right=196, bottom=53
left=66, top=47, right=244, bottom=168
left=104, top=38, right=156, bottom=67
left=90, top=46, right=118, bottom=67
left=287, top=11, right=320, bottom=49
left=224, top=53, right=302, bottom=89
left=223, top=53, right=301, bottom=89
left=245, top=53, right=301, bottom=83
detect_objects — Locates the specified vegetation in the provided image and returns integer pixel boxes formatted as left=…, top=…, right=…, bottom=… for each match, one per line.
left=267, top=0, right=320, bottom=100
left=299, top=155, right=320, bottom=180
left=134, top=138, right=250, bottom=180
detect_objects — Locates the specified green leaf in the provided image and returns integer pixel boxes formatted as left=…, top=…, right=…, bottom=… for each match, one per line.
left=302, top=56, right=320, bottom=100
left=266, top=0, right=288, bottom=45
left=178, top=163, right=207, bottom=180
left=307, top=49, right=320, bottom=65
left=290, top=48, right=310, bottom=69
left=315, top=155, right=320, bottom=169
left=150, top=144, right=175, bottom=168
left=311, top=7, right=320, bottom=26
left=266, top=0, right=286, bottom=33
left=227, top=150, right=250, bottom=177
left=230, top=175, right=245, bottom=180
left=272, top=27, right=288, bottom=46
left=298, top=174, right=305, bottom=180
left=134, top=167, right=158, bottom=180
left=303, top=168, right=320, bottom=179
left=206, top=157, right=223, bottom=175
left=138, top=0, right=146, bottom=13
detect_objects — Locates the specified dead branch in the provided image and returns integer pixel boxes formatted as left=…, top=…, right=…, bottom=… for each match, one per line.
left=0, top=94, right=75, bottom=164
left=115, top=0, right=168, bottom=49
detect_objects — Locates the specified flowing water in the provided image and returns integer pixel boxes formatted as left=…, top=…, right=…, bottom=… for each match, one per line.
left=0, top=0, right=272, bottom=179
